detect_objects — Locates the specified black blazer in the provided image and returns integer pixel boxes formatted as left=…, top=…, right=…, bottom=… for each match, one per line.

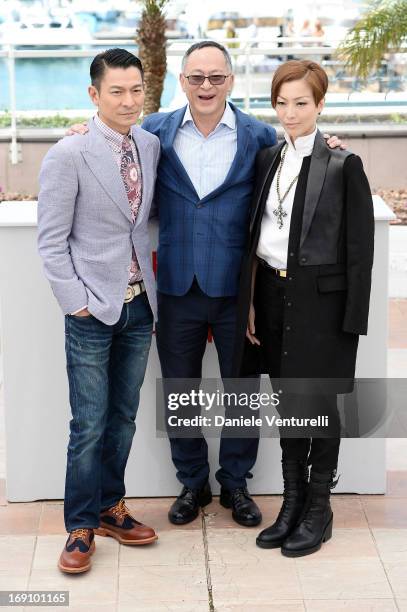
left=233, top=130, right=375, bottom=383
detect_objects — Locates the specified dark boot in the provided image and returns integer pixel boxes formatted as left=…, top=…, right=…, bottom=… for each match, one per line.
left=281, top=470, right=338, bottom=558
left=256, top=460, right=309, bottom=549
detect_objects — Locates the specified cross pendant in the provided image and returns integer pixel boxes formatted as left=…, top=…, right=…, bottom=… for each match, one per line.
left=273, top=205, right=287, bottom=229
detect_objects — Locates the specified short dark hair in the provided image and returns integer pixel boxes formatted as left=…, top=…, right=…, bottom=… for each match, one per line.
left=182, top=40, right=232, bottom=73
left=90, top=48, right=144, bottom=90
left=271, top=60, right=328, bottom=107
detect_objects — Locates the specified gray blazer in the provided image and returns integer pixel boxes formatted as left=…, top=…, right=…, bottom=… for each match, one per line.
left=37, top=119, right=160, bottom=324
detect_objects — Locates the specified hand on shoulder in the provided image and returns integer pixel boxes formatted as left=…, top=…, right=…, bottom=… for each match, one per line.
left=323, top=133, right=347, bottom=150
left=66, top=123, right=89, bottom=136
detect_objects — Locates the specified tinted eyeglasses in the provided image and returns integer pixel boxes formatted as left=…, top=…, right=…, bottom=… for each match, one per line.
left=183, top=74, right=231, bottom=86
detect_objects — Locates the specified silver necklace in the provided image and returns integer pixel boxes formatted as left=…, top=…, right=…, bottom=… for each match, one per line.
left=273, top=144, right=299, bottom=229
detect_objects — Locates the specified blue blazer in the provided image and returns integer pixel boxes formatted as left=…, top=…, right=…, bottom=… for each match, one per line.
left=142, top=103, right=277, bottom=297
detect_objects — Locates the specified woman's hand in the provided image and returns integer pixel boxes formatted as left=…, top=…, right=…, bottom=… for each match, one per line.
left=246, top=303, right=260, bottom=345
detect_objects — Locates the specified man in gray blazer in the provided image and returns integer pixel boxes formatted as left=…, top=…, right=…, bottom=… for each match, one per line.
left=38, top=48, right=160, bottom=574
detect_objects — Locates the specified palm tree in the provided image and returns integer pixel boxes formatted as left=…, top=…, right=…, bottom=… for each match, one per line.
left=136, top=0, right=169, bottom=115
left=338, top=0, right=407, bottom=78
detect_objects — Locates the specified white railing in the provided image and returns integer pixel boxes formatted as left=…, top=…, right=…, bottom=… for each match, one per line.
left=1, top=38, right=405, bottom=164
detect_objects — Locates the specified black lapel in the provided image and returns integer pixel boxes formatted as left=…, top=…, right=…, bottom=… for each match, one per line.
left=249, top=142, right=284, bottom=235
left=300, top=130, right=330, bottom=248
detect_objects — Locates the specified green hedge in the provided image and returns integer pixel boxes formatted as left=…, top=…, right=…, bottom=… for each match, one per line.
left=0, top=112, right=406, bottom=129
left=0, top=114, right=89, bottom=129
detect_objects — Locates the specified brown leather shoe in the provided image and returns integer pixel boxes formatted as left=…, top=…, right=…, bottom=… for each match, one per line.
left=95, top=498, right=158, bottom=545
left=58, top=528, right=95, bottom=574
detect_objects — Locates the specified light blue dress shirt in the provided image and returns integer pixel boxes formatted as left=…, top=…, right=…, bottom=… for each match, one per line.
left=173, top=102, right=237, bottom=199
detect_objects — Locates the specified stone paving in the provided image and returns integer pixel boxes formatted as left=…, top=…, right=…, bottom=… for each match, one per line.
left=0, top=299, right=406, bottom=611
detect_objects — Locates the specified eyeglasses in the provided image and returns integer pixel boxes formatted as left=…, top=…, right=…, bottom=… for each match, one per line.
left=183, top=74, right=231, bottom=86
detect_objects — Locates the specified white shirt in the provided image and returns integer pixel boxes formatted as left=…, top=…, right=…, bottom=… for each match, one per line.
left=173, top=102, right=237, bottom=199
left=256, top=128, right=317, bottom=270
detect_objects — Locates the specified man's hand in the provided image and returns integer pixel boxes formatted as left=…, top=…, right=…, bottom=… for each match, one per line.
left=246, top=303, right=260, bottom=346
left=66, top=123, right=89, bottom=136
left=323, top=133, right=347, bottom=150
left=73, top=308, right=91, bottom=317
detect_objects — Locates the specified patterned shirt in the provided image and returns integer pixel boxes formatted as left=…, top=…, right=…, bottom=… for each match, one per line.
left=94, top=113, right=143, bottom=283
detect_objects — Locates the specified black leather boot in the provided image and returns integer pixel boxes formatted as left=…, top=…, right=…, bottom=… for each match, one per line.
left=281, top=470, right=338, bottom=557
left=256, top=460, right=309, bottom=549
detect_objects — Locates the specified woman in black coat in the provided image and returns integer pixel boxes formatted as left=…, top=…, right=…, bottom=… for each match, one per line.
left=233, top=60, right=374, bottom=557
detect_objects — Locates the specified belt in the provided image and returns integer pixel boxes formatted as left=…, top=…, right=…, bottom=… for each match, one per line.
left=258, top=258, right=287, bottom=278
left=124, top=281, right=146, bottom=303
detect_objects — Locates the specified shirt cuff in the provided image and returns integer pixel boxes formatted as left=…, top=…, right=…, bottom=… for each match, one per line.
left=71, top=306, right=88, bottom=315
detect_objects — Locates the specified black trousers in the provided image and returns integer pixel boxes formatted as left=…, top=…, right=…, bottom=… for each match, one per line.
left=255, top=264, right=340, bottom=472
left=156, top=279, right=259, bottom=491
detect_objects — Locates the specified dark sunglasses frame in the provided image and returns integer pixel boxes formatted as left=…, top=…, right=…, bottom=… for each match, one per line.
left=183, top=74, right=231, bottom=86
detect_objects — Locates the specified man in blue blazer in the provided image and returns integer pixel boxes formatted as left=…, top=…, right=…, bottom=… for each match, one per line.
left=142, top=41, right=275, bottom=527
left=143, top=41, right=343, bottom=527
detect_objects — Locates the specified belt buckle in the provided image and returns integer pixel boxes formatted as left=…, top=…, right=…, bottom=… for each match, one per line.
left=124, top=285, right=135, bottom=303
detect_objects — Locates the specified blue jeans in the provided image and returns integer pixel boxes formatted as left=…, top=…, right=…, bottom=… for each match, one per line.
left=63, top=292, right=153, bottom=532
